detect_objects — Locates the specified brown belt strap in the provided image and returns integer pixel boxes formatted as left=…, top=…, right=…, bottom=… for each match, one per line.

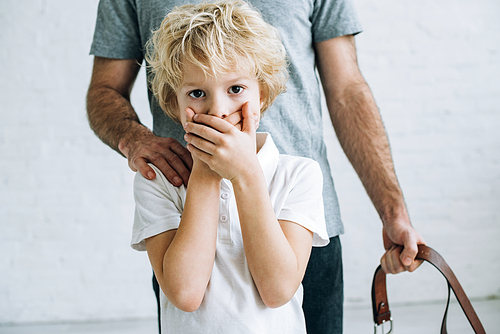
left=371, top=245, right=486, bottom=334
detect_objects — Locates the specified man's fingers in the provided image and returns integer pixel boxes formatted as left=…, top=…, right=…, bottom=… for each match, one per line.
left=406, top=259, right=424, bottom=273
left=381, top=221, right=426, bottom=274
left=402, top=238, right=425, bottom=273
left=149, top=151, right=191, bottom=187
left=125, top=135, right=193, bottom=187
left=400, top=234, right=419, bottom=267
left=130, top=146, right=190, bottom=187
left=133, top=157, right=157, bottom=180
left=381, top=246, right=406, bottom=274
left=399, top=229, right=426, bottom=272
left=381, top=252, right=396, bottom=274
left=381, top=242, right=425, bottom=274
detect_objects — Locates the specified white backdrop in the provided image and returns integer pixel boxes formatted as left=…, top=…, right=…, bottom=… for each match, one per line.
left=1, top=0, right=499, bottom=325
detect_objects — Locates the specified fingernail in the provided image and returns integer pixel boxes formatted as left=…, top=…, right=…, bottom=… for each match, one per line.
left=184, top=123, right=188, bottom=129
left=184, top=134, right=188, bottom=140
left=147, top=172, right=155, bottom=180
left=403, top=257, right=412, bottom=265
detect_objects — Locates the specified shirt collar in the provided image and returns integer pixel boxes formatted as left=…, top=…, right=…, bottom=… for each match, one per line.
left=256, top=133, right=280, bottom=187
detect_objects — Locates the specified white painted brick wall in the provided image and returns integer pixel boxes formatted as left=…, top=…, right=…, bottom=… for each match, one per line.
left=0, top=0, right=499, bottom=325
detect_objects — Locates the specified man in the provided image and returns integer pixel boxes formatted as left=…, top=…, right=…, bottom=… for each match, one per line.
left=86, top=1, right=424, bottom=333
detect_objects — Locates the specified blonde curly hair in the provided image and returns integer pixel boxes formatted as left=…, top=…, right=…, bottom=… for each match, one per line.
left=145, top=0, right=288, bottom=122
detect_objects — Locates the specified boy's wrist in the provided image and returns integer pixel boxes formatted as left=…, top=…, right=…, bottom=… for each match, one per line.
left=191, top=160, right=222, bottom=182
left=230, top=162, right=266, bottom=192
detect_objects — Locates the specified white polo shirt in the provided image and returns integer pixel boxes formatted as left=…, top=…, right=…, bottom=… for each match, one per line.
left=132, top=133, right=329, bottom=334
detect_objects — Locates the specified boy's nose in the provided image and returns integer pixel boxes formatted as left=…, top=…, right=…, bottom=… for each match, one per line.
left=207, top=95, right=229, bottom=118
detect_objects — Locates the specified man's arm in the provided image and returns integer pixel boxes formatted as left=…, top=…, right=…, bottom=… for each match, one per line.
left=86, top=56, right=192, bottom=186
left=315, top=35, right=425, bottom=274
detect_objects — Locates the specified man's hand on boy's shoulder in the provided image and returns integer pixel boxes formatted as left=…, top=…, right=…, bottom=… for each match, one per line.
left=119, top=130, right=193, bottom=187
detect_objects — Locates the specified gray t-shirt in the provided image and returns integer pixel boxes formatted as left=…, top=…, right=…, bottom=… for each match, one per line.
left=90, top=0, right=362, bottom=237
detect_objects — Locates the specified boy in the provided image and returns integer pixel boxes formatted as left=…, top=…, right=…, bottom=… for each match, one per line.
left=131, top=1, right=329, bottom=333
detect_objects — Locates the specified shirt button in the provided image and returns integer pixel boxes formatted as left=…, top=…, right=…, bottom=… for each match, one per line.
left=221, top=192, right=229, bottom=199
left=220, top=214, right=228, bottom=222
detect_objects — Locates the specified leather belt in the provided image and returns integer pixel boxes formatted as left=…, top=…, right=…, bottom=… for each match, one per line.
left=371, top=245, right=486, bottom=334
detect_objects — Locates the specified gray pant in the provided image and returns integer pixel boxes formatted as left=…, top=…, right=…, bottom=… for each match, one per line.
left=302, top=236, right=344, bottom=334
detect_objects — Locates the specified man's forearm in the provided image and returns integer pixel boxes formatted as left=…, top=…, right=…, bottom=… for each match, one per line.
left=86, top=85, right=150, bottom=156
left=316, top=37, right=424, bottom=270
left=86, top=57, right=148, bottom=157
left=315, top=36, right=409, bottom=225
left=328, top=81, right=408, bottom=224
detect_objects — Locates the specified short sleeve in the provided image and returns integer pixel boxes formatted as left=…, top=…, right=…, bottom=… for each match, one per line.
left=90, top=0, right=144, bottom=59
left=277, top=159, right=329, bottom=247
left=131, top=164, right=186, bottom=251
left=311, top=0, right=363, bottom=43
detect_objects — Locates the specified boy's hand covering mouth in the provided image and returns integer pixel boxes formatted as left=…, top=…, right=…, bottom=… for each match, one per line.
left=183, top=102, right=259, bottom=182
left=184, top=107, right=259, bottom=131
left=222, top=111, right=243, bottom=130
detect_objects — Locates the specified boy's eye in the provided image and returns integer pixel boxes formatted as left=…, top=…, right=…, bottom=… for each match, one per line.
left=228, top=86, right=243, bottom=94
left=188, top=90, right=205, bottom=98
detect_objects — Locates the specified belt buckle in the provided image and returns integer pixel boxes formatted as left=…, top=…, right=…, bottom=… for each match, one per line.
left=374, top=318, right=393, bottom=334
